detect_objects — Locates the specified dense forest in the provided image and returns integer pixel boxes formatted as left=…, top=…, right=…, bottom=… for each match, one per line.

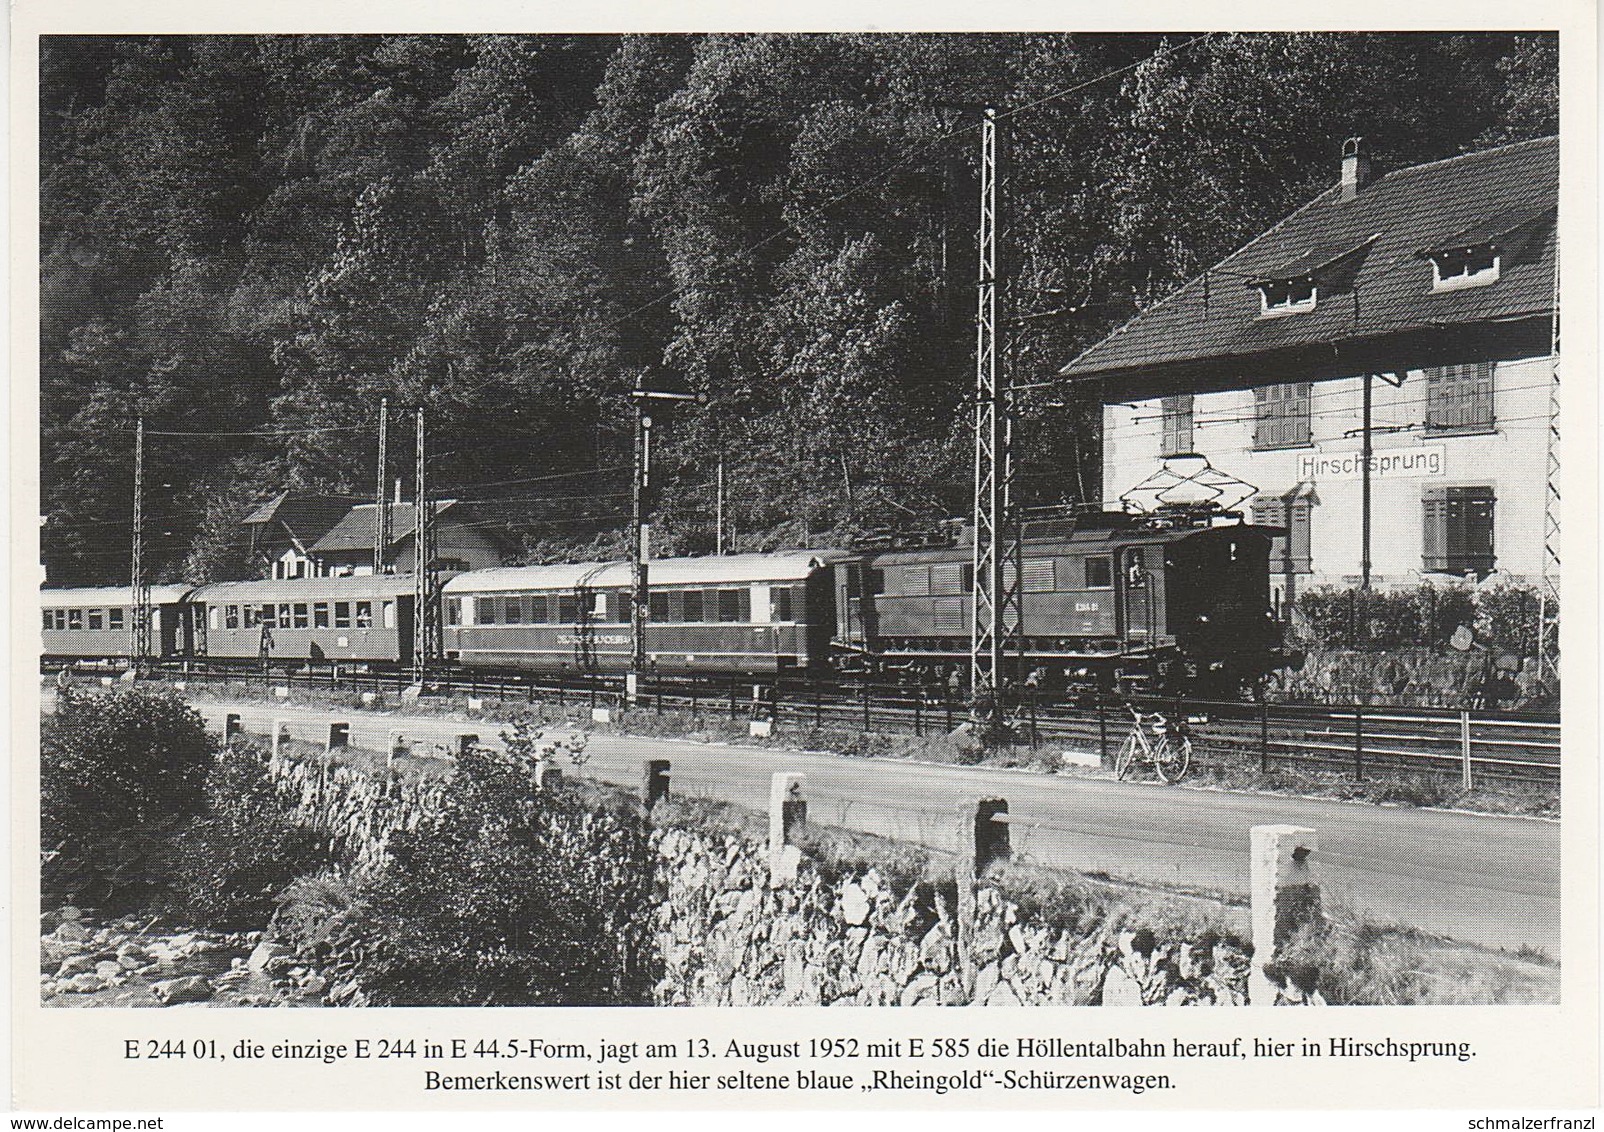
left=40, top=32, right=1557, bottom=585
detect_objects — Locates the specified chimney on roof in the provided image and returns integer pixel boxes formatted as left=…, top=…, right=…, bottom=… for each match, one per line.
left=1341, top=136, right=1373, bottom=202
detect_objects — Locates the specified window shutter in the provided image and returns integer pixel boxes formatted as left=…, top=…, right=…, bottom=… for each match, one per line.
left=1422, top=488, right=1448, bottom=572
left=1290, top=499, right=1313, bottom=574
left=1253, top=386, right=1269, bottom=449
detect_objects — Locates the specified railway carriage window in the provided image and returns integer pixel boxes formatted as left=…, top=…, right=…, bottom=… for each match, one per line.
left=277, top=603, right=292, bottom=627
left=557, top=594, right=579, bottom=624
left=313, top=602, right=330, bottom=628
left=68, top=609, right=83, bottom=631
left=42, top=610, right=51, bottom=631
left=109, top=608, right=123, bottom=630
left=717, top=589, right=742, bottom=623
left=527, top=594, right=549, bottom=624
left=382, top=601, right=395, bottom=629
left=1084, top=557, right=1113, bottom=589
left=476, top=597, right=497, bottom=625
left=445, top=598, right=460, bottom=627
left=593, top=592, right=609, bottom=620
left=666, top=591, right=685, bottom=621
left=1021, top=560, right=1056, bottom=593
left=88, top=609, right=104, bottom=630
left=225, top=605, right=239, bottom=629
left=772, top=586, right=793, bottom=622
left=293, top=603, right=310, bottom=629
left=243, top=605, right=258, bottom=629
left=682, top=590, right=704, bottom=623
left=649, top=591, right=669, bottom=621
left=931, top=564, right=966, bottom=595
left=504, top=595, right=522, bottom=625
left=334, top=602, right=351, bottom=629
left=355, top=602, right=373, bottom=629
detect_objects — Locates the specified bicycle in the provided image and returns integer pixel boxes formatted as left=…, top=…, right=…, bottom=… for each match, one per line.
left=1115, top=704, right=1193, bottom=783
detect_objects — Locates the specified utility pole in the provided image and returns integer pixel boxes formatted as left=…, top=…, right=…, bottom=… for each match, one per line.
left=629, top=378, right=705, bottom=703
left=716, top=457, right=725, bottom=556
left=1360, top=373, right=1373, bottom=590
left=969, top=105, right=1021, bottom=709
left=373, top=398, right=390, bottom=575
left=411, top=407, right=437, bottom=683
left=130, top=416, right=151, bottom=670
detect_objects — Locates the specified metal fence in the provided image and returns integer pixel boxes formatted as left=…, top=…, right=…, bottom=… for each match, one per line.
left=68, top=659, right=1559, bottom=786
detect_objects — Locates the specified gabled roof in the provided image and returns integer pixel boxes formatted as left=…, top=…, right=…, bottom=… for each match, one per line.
left=1061, top=137, right=1557, bottom=393
left=310, top=501, right=460, bottom=555
left=241, top=492, right=354, bottom=551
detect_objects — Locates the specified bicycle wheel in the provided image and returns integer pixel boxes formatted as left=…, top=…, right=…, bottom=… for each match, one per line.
left=1154, top=734, right=1192, bottom=783
left=1115, top=732, right=1141, bottom=780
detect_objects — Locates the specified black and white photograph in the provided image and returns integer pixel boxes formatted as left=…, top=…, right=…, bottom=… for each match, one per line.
left=13, top=12, right=1598, bottom=1120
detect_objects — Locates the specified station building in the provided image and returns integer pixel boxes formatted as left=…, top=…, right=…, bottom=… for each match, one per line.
left=1060, top=137, right=1558, bottom=613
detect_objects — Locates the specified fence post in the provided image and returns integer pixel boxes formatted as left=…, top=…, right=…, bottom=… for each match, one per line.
left=914, top=696, right=923, bottom=737
left=1249, top=824, right=1320, bottom=1006
left=388, top=730, right=407, bottom=765
left=729, top=676, right=738, bottom=721
left=862, top=682, right=871, bottom=732
left=1259, top=700, right=1270, bottom=775
left=1460, top=710, right=1473, bottom=790
left=1097, top=695, right=1108, bottom=769
left=814, top=687, right=823, bottom=729
left=768, top=772, right=807, bottom=885
left=1352, top=704, right=1364, bottom=779
left=225, top=713, right=242, bottom=740
left=944, top=688, right=954, bottom=733
left=643, top=759, right=671, bottom=807
left=1028, top=691, right=1039, bottom=750
left=272, top=719, right=289, bottom=758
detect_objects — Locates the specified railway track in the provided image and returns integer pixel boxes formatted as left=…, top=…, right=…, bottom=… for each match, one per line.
left=54, top=659, right=1560, bottom=786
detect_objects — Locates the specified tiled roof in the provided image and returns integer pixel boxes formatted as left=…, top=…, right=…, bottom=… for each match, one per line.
left=311, top=501, right=458, bottom=555
left=1061, top=137, right=1557, bottom=386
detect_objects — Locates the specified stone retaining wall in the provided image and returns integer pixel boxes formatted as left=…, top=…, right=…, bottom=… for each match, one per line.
left=651, top=824, right=1254, bottom=1007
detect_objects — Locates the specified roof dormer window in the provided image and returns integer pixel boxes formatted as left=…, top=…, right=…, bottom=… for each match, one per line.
left=1427, top=246, right=1500, bottom=292
left=1256, top=278, right=1317, bottom=318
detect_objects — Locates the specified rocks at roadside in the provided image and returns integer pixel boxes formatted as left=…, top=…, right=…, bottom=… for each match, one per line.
left=151, top=975, right=213, bottom=1005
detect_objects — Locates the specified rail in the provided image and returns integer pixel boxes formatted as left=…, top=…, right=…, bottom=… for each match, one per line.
left=52, top=658, right=1559, bottom=786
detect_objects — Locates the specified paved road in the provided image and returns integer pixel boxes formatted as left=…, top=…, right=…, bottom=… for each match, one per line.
left=183, top=697, right=1560, bottom=958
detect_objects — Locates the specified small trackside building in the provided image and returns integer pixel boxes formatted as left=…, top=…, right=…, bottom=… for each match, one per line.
left=1059, top=137, right=1558, bottom=612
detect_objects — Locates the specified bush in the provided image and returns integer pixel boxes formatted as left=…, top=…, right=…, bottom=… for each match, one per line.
left=1296, top=584, right=1482, bottom=651
left=1475, top=585, right=1550, bottom=655
left=42, top=688, right=216, bottom=909
left=355, top=747, right=657, bottom=1006
left=159, top=741, right=331, bottom=930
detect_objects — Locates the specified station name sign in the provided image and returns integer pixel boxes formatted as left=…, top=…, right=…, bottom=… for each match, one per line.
left=1297, top=444, right=1445, bottom=481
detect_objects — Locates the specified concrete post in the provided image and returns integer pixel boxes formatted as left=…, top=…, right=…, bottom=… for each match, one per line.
left=1459, top=711, right=1473, bottom=790
left=768, top=772, right=807, bottom=885
left=535, top=759, right=562, bottom=790
left=388, top=730, right=408, bottom=765
left=272, top=719, right=289, bottom=757
left=971, top=797, right=1011, bottom=874
left=224, top=713, right=242, bottom=739
left=643, top=759, right=671, bottom=807
left=455, top=733, right=478, bottom=758
left=327, top=722, right=350, bottom=751
left=1249, top=824, right=1320, bottom=1006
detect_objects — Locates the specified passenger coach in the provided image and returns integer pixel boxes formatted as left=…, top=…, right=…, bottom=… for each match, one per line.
left=187, top=575, right=416, bottom=667
left=42, top=585, right=192, bottom=663
left=442, top=552, right=840, bottom=677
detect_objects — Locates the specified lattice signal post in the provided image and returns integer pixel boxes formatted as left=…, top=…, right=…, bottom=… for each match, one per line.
left=129, top=416, right=152, bottom=670
left=411, top=407, right=440, bottom=682
left=1540, top=257, right=1560, bottom=677
left=969, top=106, right=1022, bottom=705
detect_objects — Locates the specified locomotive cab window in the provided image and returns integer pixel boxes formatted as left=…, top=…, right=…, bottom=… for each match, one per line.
left=1084, top=557, right=1113, bottom=589
left=225, top=605, right=239, bottom=629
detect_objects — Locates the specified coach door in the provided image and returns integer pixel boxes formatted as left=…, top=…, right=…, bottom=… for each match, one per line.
left=1118, top=546, right=1154, bottom=647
